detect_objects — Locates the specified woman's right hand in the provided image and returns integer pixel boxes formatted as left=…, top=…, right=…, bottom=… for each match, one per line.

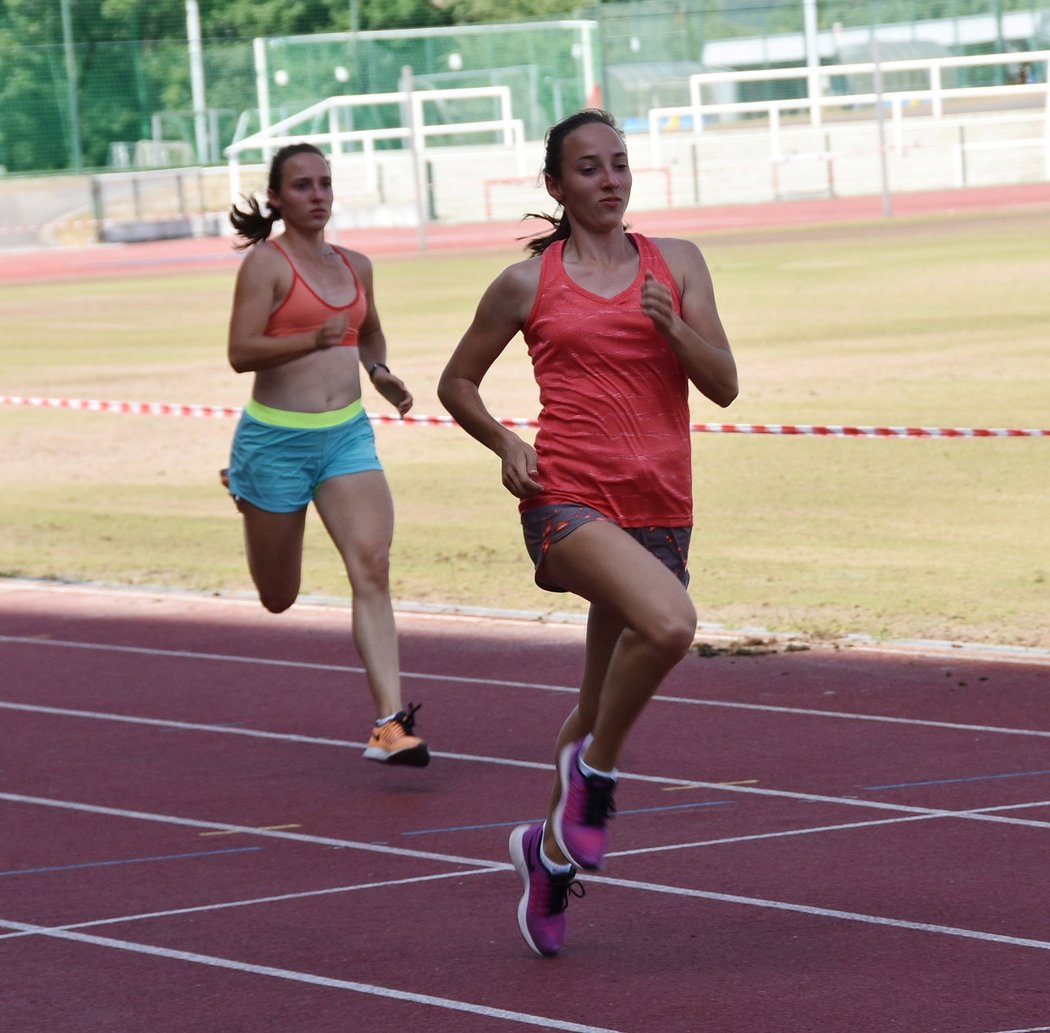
left=500, top=436, right=544, bottom=499
left=315, top=313, right=350, bottom=350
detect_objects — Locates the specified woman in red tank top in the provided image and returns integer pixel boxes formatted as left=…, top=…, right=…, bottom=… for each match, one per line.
left=223, top=143, right=429, bottom=768
left=439, top=110, right=738, bottom=957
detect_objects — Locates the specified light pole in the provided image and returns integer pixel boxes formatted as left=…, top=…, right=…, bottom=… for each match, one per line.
left=60, top=0, right=83, bottom=171
left=186, top=0, right=209, bottom=163
left=349, top=0, right=362, bottom=92
left=803, top=0, right=821, bottom=127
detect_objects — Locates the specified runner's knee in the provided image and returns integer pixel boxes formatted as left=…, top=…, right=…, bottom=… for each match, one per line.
left=639, top=602, right=696, bottom=661
left=258, top=587, right=298, bottom=614
left=347, top=546, right=391, bottom=595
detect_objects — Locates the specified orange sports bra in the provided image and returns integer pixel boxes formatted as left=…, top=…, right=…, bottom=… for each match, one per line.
left=265, top=239, right=367, bottom=347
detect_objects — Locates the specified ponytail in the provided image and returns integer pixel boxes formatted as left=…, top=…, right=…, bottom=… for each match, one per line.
left=229, top=194, right=280, bottom=250
left=520, top=211, right=571, bottom=257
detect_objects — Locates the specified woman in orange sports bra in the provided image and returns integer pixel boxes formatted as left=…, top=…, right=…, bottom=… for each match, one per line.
left=440, top=110, right=737, bottom=957
left=224, top=142, right=429, bottom=768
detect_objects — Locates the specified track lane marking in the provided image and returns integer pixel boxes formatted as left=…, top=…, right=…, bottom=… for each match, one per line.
left=6, top=794, right=1050, bottom=964
left=0, top=793, right=505, bottom=868
left=9, top=791, right=1050, bottom=872
left=580, top=874, right=1050, bottom=952
left=0, top=917, right=626, bottom=1033
left=200, top=824, right=301, bottom=837
left=0, top=867, right=501, bottom=942
left=607, top=813, right=944, bottom=857
left=6, top=708, right=1050, bottom=832
left=0, top=846, right=260, bottom=877
left=4, top=631, right=1050, bottom=739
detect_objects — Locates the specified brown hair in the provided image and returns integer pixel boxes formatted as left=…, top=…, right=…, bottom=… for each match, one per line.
left=521, top=109, right=626, bottom=257
left=229, top=143, right=328, bottom=250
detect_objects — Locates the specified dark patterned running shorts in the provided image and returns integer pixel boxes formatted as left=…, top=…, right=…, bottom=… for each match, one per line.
left=521, top=502, right=692, bottom=594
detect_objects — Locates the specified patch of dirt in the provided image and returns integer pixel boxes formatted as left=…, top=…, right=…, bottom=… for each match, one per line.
left=694, top=635, right=811, bottom=658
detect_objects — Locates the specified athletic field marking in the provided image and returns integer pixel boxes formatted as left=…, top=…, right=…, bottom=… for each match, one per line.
left=7, top=799, right=1050, bottom=959
left=664, top=779, right=758, bottom=791
left=607, top=813, right=944, bottom=858
left=0, top=918, right=624, bottom=1033
left=0, top=793, right=505, bottom=869
left=0, top=698, right=553, bottom=771
left=0, top=867, right=501, bottom=943
left=610, top=796, right=1050, bottom=853
left=865, top=769, right=1050, bottom=790
left=8, top=794, right=1050, bottom=958
left=4, top=633, right=1050, bottom=736
left=8, top=700, right=1050, bottom=832
left=12, top=698, right=1050, bottom=831
left=200, top=823, right=301, bottom=837
left=581, top=874, right=1050, bottom=953
left=0, top=846, right=260, bottom=878
left=400, top=800, right=734, bottom=837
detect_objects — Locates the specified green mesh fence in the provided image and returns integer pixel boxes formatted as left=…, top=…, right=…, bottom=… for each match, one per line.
left=1, top=1, right=1047, bottom=174
left=252, top=21, right=598, bottom=152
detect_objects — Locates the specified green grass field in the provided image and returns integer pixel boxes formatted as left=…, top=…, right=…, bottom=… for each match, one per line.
left=2, top=207, right=1048, bottom=649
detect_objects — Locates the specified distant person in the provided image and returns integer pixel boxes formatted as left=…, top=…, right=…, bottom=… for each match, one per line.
left=438, top=109, right=737, bottom=955
left=223, top=142, right=428, bottom=767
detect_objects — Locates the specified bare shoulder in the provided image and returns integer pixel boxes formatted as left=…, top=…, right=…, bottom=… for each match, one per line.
left=650, top=235, right=706, bottom=269
left=483, top=254, right=542, bottom=323
left=234, top=239, right=288, bottom=287
left=332, top=244, right=374, bottom=283
left=497, top=254, right=542, bottom=292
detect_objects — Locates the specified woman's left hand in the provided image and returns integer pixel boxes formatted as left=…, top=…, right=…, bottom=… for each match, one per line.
left=372, top=367, right=413, bottom=417
left=640, top=270, right=676, bottom=336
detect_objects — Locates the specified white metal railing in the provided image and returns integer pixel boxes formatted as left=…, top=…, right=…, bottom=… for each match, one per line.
left=648, top=49, right=1050, bottom=167
left=226, top=86, right=525, bottom=202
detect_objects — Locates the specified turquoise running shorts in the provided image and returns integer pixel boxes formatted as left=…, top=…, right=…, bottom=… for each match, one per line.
left=227, top=398, right=382, bottom=513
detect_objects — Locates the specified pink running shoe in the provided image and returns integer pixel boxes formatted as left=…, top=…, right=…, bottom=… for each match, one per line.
left=509, top=822, right=583, bottom=957
left=551, top=735, right=617, bottom=870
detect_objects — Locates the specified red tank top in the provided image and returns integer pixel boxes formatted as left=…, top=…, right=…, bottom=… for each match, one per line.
left=521, top=233, right=692, bottom=527
left=265, top=240, right=367, bottom=347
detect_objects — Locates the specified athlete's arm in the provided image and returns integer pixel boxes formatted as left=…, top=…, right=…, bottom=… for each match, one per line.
left=438, top=260, right=544, bottom=499
left=642, top=238, right=738, bottom=408
left=349, top=250, right=412, bottom=417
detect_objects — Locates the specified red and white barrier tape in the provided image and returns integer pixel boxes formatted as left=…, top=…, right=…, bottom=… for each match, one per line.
left=2, top=395, right=1048, bottom=439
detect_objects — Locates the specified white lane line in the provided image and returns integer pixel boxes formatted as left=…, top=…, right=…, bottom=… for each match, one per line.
left=0, top=867, right=501, bottom=942
left=8, top=837, right=1050, bottom=967
left=581, top=873, right=1050, bottom=953
left=607, top=813, right=941, bottom=857
left=6, top=789, right=1050, bottom=872
left=6, top=796, right=1050, bottom=961
left=0, top=918, right=626, bottom=1033
left=7, top=707, right=1050, bottom=833
left=0, top=701, right=551, bottom=772
left=606, top=796, right=1050, bottom=857
left=4, top=633, right=1050, bottom=739
left=0, top=793, right=506, bottom=868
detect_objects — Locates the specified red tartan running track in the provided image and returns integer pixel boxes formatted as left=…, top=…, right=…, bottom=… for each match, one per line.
left=3, top=579, right=1050, bottom=1033
left=1, top=182, right=1048, bottom=284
